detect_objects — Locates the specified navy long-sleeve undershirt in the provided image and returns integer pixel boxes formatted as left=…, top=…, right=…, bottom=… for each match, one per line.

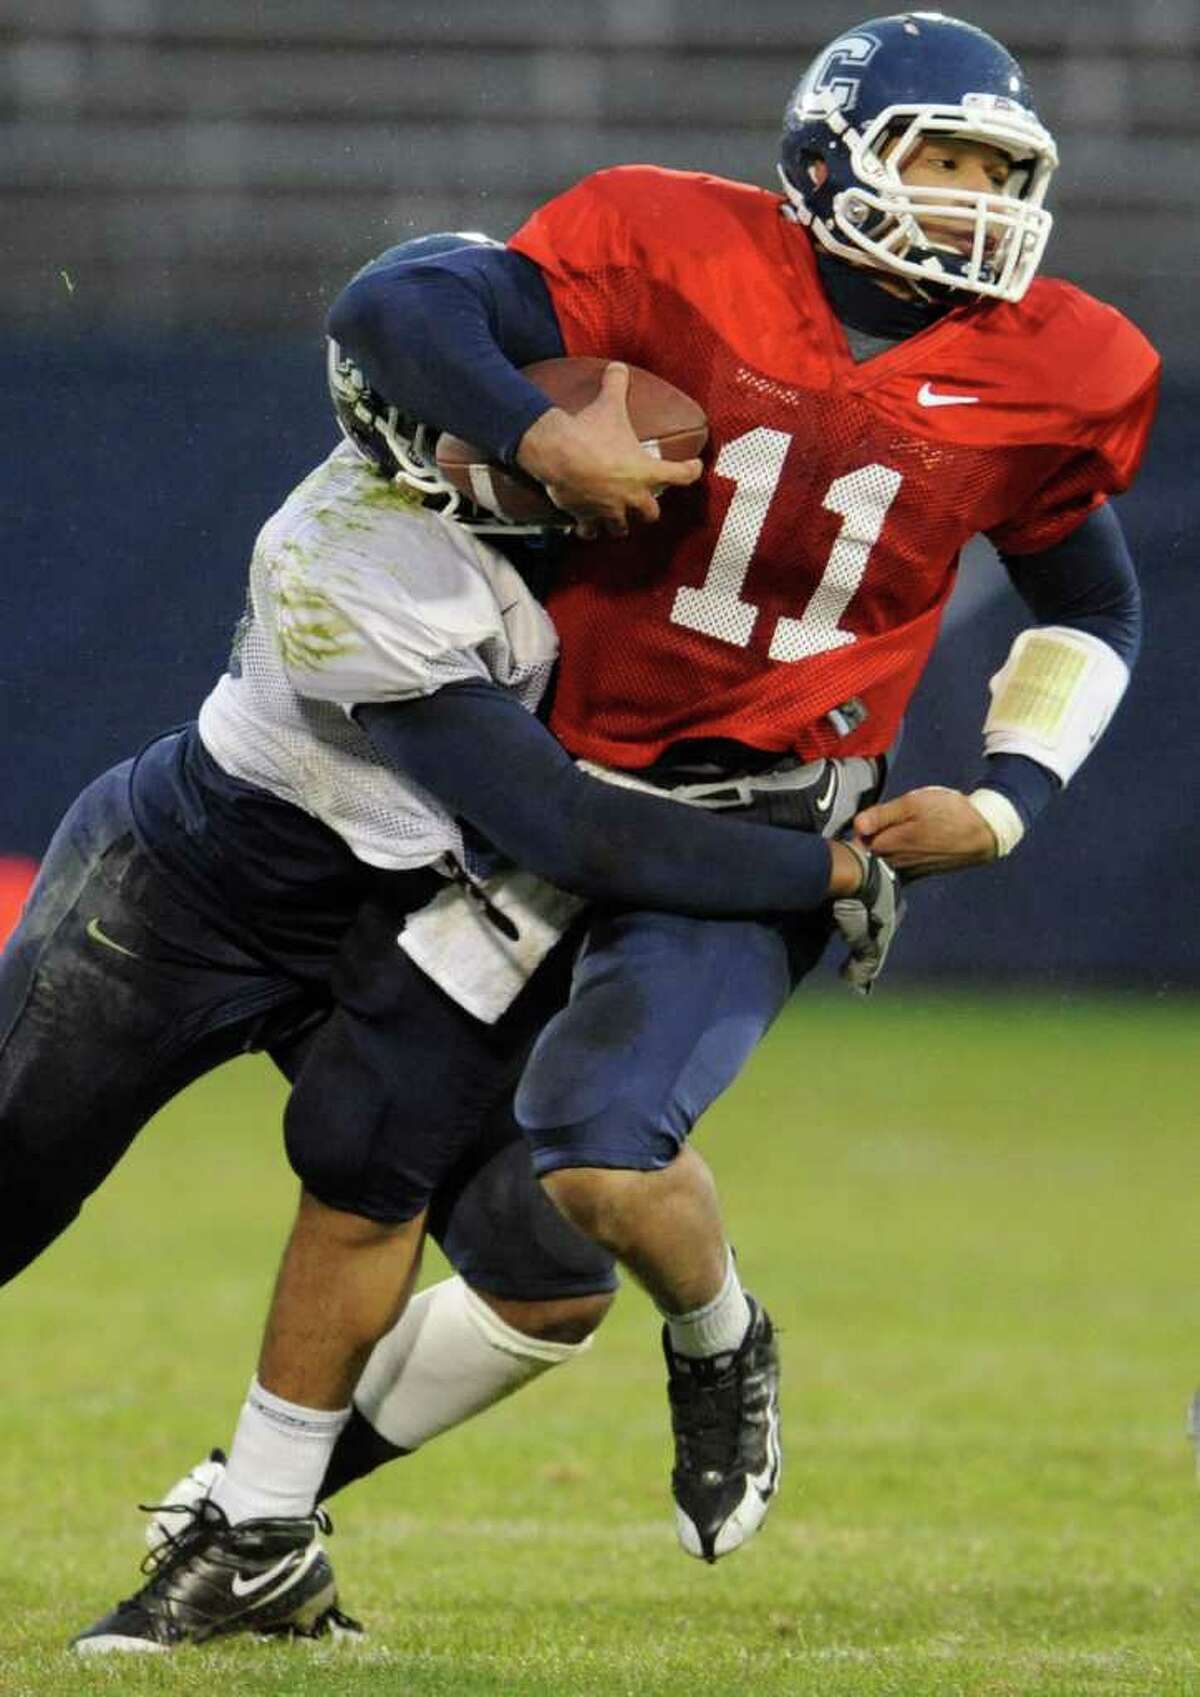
left=357, top=683, right=836, bottom=916
left=328, top=245, right=564, bottom=464
left=999, top=502, right=1141, bottom=668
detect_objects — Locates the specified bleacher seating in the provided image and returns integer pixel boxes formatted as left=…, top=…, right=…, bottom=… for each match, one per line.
left=2, top=0, right=1197, bottom=352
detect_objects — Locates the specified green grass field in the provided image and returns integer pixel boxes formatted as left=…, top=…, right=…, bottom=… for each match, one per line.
left=2, top=993, right=1198, bottom=1696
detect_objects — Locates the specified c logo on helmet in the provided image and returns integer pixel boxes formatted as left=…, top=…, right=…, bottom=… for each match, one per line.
left=800, top=32, right=881, bottom=115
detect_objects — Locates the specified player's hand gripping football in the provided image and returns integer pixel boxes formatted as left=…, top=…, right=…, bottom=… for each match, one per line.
left=832, top=842, right=905, bottom=996
left=853, top=786, right=998, bottom=880
left=516, top=361, right=703, bottom=538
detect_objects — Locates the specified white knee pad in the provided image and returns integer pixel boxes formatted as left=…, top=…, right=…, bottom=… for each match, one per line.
left=353, top=1274, right=591, bottom=1452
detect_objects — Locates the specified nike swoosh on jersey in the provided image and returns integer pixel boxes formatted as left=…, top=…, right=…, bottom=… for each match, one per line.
left=85, top=916, right=142, bottom=960
left=229, top=1550, right=306, bottom=1599
left=917, top=382, right=980, bottom=408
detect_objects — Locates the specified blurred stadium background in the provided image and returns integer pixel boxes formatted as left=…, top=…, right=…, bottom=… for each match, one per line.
left=2, top=1, right=1198, bottom=987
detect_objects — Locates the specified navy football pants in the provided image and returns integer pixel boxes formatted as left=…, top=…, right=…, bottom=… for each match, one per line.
left=515, top=906, right=831, bottom=1175
left=0, top=764, right=615, bottom=1299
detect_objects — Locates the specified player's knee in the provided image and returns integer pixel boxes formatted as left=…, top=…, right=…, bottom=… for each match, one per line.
left=480, top=1289, right=615, bottom=1345
left=515, top=1027, right=683, bottom=1174
left=294, top=1186, right=412, bottom=1247
left=432, top=1131, right=619, bottom=1301
left=283, top=1087, right=382, bottom=1220
left=516, top=1090, right=682, bottom=1184
left=539, top=1155, right=695, bottom=1257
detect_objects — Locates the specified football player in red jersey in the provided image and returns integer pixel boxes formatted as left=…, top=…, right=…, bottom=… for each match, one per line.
left=70, top=13, right=1155, bottom=1642
left=310, top=9, right=1151, bottom=1563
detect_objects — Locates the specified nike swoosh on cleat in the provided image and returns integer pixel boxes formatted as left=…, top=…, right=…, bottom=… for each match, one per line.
left=85, top=917, right=142, bottom=960
left=752, top=1456, right=780, bottom=1504
left=917, top=382, right=980, bottom=408
left=814, top=767, right=837, bottom=815
left=229, top=1552, right=305, bottom=1599
left=751, top=1403, right=783, bottom=1503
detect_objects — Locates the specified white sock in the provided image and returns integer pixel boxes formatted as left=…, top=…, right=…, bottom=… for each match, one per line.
left=664, top=1250, right=751, bottom=1359
left=354, top=1274, right=590, bottom=1451
left=210, top=1377, right=350, bottom=1525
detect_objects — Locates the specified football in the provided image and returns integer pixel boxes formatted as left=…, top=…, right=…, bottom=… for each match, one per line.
left=435, top=356, right=708, bottom=524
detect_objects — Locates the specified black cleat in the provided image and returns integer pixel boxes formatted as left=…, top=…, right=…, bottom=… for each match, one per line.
left=664, top=1296, right=781, bottom=1563
left=71, top=1498, right=339, bottom=1654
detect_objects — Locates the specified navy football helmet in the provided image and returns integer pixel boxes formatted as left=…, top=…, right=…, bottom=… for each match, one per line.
left=327, top=231, right=546, bottom=532
left=779, top=12, right=1057, bottom=302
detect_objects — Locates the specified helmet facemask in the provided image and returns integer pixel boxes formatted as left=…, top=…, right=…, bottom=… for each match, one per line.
left=326, top=339, right=552, bottom=535
left=781, top=94, right=1057, bottom=302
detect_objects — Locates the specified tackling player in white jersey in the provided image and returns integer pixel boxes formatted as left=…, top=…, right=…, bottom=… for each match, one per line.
left=2, top=249, right=895, bottom=1649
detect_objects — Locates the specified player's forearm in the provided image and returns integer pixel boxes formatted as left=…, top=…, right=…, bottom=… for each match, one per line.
left=327, top=248, right=565, bottom=463
left=973, top=752, right=1058, bottom=833
left=964, top=503, right=1141, bottom=845
left=357, top=684, right=855, bottom=915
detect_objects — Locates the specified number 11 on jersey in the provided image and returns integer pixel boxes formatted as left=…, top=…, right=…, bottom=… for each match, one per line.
left=671, top=428, right=903, bottom=661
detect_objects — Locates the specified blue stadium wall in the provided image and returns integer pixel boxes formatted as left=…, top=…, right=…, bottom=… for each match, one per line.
left=2, top=336, right=1197, bottom=990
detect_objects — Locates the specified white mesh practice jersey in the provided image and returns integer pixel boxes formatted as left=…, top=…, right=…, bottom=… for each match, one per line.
left=198, top=443, right=559, bottom=870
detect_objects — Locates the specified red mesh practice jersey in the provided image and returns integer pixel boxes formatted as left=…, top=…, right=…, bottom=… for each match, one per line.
left=510, top=166, right=1160, bottom=767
